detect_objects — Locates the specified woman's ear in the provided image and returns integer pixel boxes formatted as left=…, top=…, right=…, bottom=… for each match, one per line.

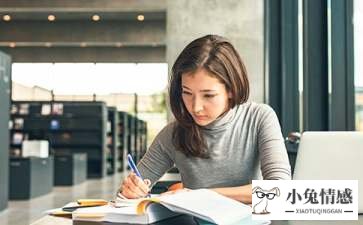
left=228, top=91, right=233, bottom=98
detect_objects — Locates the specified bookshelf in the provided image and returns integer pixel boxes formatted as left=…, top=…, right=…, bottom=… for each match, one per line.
left=106, top=107, right=119, bottom=175
left=127, top=114, right=137, bottom=163
left=134, top=118, right=148, bottom=163
left=117, top=112, right=147, bottom=171
left=9, top=101, right=107, bottom=179
left=0, top=51, right=11, bottom=210
left=117, top=111, right=129, bottom=173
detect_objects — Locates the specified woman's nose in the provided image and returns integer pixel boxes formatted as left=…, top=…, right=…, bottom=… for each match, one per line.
left=192, top=97, right=203, bottom=113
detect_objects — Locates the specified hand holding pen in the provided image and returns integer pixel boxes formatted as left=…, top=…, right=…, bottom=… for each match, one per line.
left=117, top=154, right=151, bottom=199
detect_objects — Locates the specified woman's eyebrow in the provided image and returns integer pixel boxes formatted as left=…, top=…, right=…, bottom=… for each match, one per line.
left=182, top=85, right=191, bottom=90
left=182, top=86, right=217, bottom=93
left=200, top=89, right=217, bottom=93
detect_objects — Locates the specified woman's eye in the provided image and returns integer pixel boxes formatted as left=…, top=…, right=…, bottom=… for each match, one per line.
left=204, top=94, right=216, bottom=98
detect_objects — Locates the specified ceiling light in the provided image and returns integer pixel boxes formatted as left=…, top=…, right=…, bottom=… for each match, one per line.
left=45, top=42, right=52, bottom=47
left=3, top=15, right=11, bottom=21
left=48, top=15, right=56, bottom=21
left=9, top=42, right=16, bottom=48
left=137, top=14, right=144, bottom=21
left=92, top=14, right=100, bottom=21
left=80, top=42, right=87, bottom=47
left=115, top=42, right=122, bottom=47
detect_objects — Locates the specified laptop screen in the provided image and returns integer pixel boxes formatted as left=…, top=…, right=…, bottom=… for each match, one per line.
left=293, top=132, right=363, bottom=213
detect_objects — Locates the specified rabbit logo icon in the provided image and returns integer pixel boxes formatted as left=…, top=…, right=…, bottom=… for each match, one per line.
left=252, top=186, right=280, bottom=214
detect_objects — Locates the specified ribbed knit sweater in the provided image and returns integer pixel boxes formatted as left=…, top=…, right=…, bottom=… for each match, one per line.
left=138, top=102, right=291, bottom=189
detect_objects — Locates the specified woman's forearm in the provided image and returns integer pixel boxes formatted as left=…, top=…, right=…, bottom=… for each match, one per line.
left=210, top=184, right=252, bottom=204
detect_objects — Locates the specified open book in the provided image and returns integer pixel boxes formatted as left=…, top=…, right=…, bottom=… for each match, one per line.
left=73, top=189, right=252, bottom=224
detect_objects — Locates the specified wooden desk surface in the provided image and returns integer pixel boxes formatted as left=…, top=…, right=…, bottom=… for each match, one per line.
left=31, top=215, right=71, bottom=225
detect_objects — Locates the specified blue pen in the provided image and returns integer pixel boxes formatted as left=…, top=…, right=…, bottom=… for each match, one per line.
left=127, top=154, right=142, bottom=178
left=127, top=154, right=151, bottom=197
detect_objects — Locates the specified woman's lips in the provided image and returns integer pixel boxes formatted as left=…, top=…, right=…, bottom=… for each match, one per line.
left=194, top=115, right=208, bottom=120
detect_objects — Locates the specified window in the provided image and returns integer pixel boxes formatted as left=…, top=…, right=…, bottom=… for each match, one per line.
left=12, top=63, right=168, bottom=95
left=11, top=63, right=169, bottom=146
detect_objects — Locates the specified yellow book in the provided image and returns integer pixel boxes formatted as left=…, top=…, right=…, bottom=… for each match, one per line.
left=73, top=189, right=252, bottom=224
left=47, top=200, right=109, bottom=219
left=54, top=200, right=109, bottom=213
left=76, top=199, right=108, bottom=207
left=48, top=210, right=72, bottom=218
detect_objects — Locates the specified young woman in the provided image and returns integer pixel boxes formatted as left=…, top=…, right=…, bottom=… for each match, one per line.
left=119, top=35, right=291, bottom=204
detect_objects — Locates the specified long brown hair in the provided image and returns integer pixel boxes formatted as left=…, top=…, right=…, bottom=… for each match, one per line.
left=169, top=35, right=249, bottom=158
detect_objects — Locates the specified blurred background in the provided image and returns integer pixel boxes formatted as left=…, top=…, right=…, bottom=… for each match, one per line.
left=0, top=0, right=361, bottom=224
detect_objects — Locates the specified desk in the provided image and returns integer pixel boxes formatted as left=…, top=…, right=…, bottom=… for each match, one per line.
left=31, top=215, right=363, bottom=225
left=31, top=216, right=70, bottom=225
left=31, top=215, right=196, bottom=225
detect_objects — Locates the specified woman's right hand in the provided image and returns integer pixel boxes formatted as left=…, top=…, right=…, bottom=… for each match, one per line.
left=118, top=172, right=151, bottom=199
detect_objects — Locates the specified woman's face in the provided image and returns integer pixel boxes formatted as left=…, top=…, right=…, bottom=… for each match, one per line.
left=181, top=69, right=231, bottom=126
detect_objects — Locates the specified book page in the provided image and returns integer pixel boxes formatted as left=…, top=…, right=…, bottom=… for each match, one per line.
left=159, top=189, right=252, bottom=224
left=113, top=194, right=160, bottom=207
left=74, top=205, right=138, bottom=215
left=73, top=201, right=177, bottom=224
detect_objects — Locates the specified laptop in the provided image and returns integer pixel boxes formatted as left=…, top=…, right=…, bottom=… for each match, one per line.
left=293, top=131, right=363, bottom=213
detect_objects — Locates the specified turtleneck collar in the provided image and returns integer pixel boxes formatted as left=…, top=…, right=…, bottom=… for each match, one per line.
left=201, top=105, right=237, bottom=132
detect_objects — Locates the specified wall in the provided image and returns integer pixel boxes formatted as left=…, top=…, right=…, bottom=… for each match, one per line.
left=12, top=82, right=162, bottom=113
left=12, top=82, right=52, bottom=100
left=166, top=0, right=264, bottom=103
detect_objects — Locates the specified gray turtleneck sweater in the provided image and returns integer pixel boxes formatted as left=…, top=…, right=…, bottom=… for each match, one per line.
left=138, top=102, right=291, bottom=189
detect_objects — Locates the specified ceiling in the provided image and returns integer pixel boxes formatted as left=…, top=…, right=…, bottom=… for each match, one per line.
left=0, top=12, right=166, bottom=21
left=0, top=0, right=167, bottom=62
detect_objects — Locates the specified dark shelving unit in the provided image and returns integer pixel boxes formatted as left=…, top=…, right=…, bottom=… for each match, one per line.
left=117, top=113, right=148, bottom=168
left=117, top=111, right=129, bottom=173
left=106, top=107, right=119, bottom=175
left=135, top=118, right=148, bottom=163
left=54, top=153, right=87, bottom=186
left=127, top=114, right=136, bottom=163
left=0, top=51, right=11, bottom=211
left=9, top=157, right=53, bottom=200
left=10, top=101, right=107, bottom=179
left=140, top=120, right=148, bottom=161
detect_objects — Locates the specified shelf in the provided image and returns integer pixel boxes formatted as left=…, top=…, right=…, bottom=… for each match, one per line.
left=10, top=128, right=103, bottom=133
left=11, top=101, right=108, bottom=178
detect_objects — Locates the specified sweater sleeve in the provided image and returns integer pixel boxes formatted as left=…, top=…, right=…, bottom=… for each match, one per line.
left=257, top=105, right=291, bottom=180
left=137, top=123, right=175, bottom=186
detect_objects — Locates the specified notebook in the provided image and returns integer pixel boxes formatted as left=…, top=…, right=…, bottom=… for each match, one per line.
left=72, top=189, right=252, bottom=224
left=45, top=199, right=109, bottom=217
left=293, top=131, right=363, bottom=213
